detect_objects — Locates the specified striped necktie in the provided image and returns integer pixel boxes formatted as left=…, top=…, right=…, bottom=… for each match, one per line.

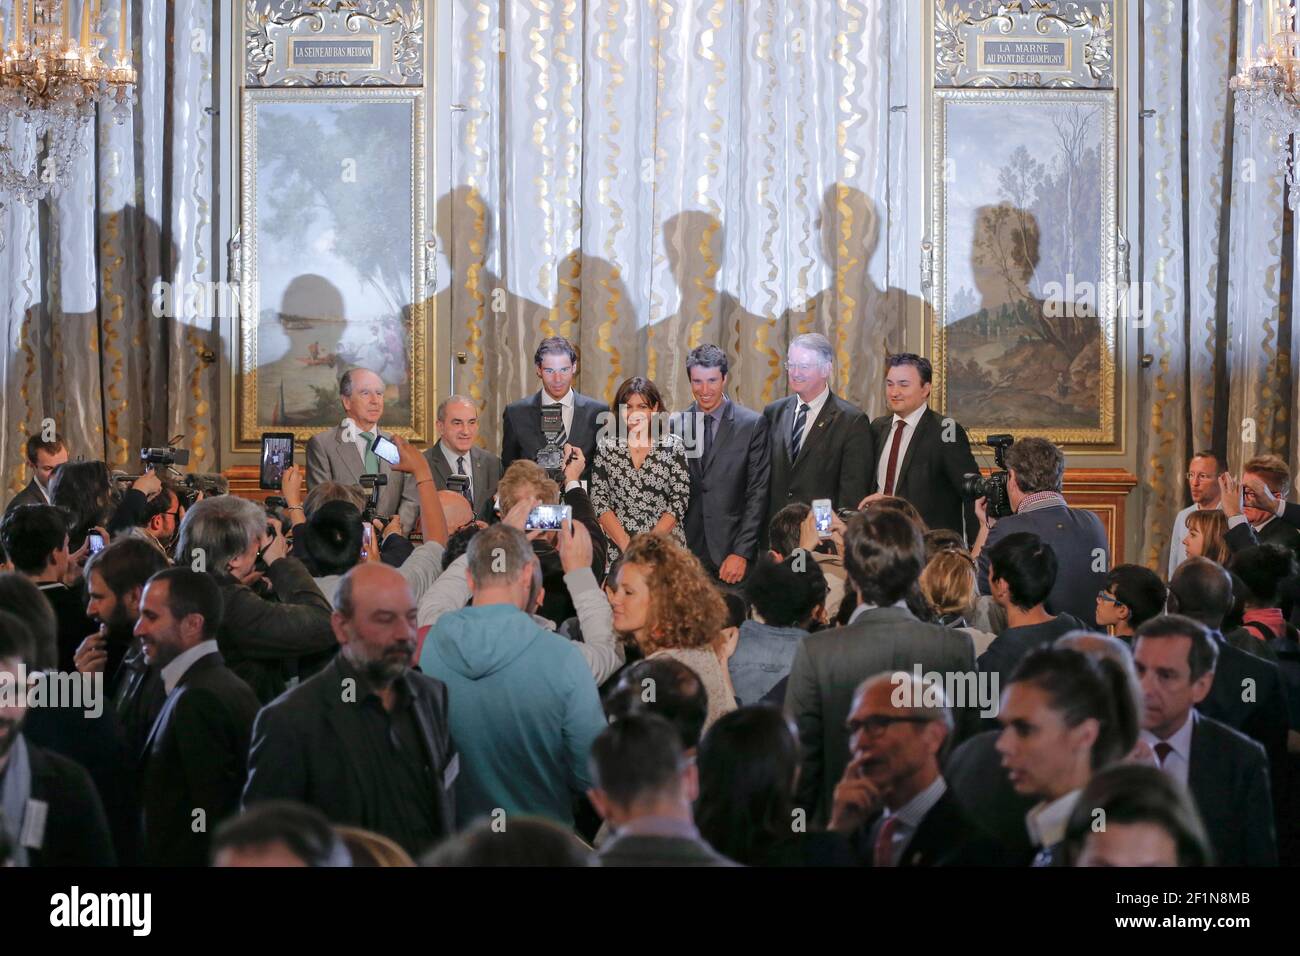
left=790, top=402, right=810, bottom=460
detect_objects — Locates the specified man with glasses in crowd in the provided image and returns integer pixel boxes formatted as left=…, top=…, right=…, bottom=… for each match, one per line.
left=501, top=336, right=609, bottom=485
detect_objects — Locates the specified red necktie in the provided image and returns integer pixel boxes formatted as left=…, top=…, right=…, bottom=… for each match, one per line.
left=883, top=419, right=906, bottom=496
left=873, top=814, right=901, bottom=867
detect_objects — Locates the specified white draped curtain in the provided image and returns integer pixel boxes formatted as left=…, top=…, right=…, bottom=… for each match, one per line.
left=0, top=0, right=219, bottom=498
left=1138, top=0, right=1300, bottom=570
left=442, top=0, right=911, bottom=451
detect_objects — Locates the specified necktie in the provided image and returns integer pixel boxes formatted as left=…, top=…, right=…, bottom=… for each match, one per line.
left=873, top=814, right=901, bottom=867
left=457, top=455, right=474, bottom=508
left=544, top=403, right=568, bottom=446
left=790, top=403, right=810, bottom=460
left=703, top=413, right=715, bottom=460
left=1153, top=741, right=1173, bottom=767
left=883, top=419, right=906, bottom=496
left=359, top=430, right=380, bottom=474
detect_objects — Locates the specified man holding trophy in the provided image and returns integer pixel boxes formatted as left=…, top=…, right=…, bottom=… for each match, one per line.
left=500, top=336, right=609, bottom=485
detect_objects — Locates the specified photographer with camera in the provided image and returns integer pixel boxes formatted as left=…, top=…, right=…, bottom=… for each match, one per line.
left=971, top=437, right=1109, bottom=629
left=107, top=467, right=184, bottom=554
left=175, top=494, right=336, bottom=704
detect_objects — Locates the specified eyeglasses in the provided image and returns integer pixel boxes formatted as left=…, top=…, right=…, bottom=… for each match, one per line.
left=783, top=362, right=826, bottom=373
left=845, top=714, right=934, bottom=736
left=1097, top=590, right=1125, bottom=606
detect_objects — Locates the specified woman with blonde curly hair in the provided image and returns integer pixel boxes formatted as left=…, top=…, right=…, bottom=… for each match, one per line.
left=608, top=533, right=737, bottom=729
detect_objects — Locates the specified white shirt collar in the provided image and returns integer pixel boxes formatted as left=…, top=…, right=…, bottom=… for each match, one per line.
left=887, top=774, right=947, bottom=828
left=892, top=403, right=928, bottom=430
left=161, top=639, right=220, bottom=695
left=342, top=417, right=380, bottom=438
left=796, top=385, right=831, bottom=420
left=1140, top=708, right=1196, bottom=761
left=440, top=440, right=472, bottom=473
left=1025, top=788, right=1081, bottom=849
left=539, top=388, right=574, bottom=409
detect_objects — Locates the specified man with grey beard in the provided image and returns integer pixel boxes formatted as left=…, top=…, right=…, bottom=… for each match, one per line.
left=244, top=563, right=456, bottom=857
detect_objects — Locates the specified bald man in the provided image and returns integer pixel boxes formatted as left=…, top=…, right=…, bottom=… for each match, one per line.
left=438, top=490, right=475, bottom=535
left=424, top=395, right=502, bottom=521
left=244, top=563, right=456, bottom=857
left=305, top=367, right=420, bottom=532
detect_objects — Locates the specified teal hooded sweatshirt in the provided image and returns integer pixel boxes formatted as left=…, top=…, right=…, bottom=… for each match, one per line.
left=419, top=602, right=607, bottom=828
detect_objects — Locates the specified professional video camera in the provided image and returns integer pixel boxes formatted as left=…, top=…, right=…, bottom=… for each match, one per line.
left=140, top=446, right=190, bottom=468
left=960, top=433, right=1016, bottom=519
left=178, top=473, right=228, bottom=509
left=359, top=473, right=389, bottom=525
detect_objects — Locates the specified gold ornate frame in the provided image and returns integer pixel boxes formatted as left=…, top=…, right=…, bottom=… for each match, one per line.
left=236, top=85, right=427, bottom=445
left=929, top=87, right=1119, bottom=446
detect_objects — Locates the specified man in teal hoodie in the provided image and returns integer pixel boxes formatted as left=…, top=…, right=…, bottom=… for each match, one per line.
left=419, top=518, right=608, bottom=829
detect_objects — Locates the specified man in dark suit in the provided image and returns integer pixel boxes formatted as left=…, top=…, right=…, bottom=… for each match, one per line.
left=672, top=344, right=771, bottom=584
left=304, top=367, right=420, bottom=531
left=785, top=508, right=976, bottom=824
left=864, top=354, right=979, bottom=542
left=135, top=568, right=261, bottom=867
left=1133, top=614, right=1277, bottom=865
left=501, top=336, right=609, bottom=482
left=424, top=394, right=502, bottom=522
left=829, top=671, right=1002, bottom=866
left=0, top=612, right=116, bottom=867
left=3, top=432, right=68, bottom=517
left=762, top=332, right=874, bottom=536
left=244, top=563, right=456, bottom=859
left=590, top=713, right=736, bottom=867
left=1168, top=558, right=1291, bottom=796
left=0, top=504, right=94, bottom=672
left=975, top=436, right=1109, bottom=629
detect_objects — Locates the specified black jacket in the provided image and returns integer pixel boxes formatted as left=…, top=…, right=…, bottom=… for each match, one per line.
left=140, top=650, right=261, bottom=866
left=244, top=656, right=456, bottom=855
left=2, top=478, right=47, bottom=517
left=216, top=557, right=336, bottom=704
left=944, top=730, right=1037, bottom=865
left=25, top=738, right=116, bottom=866
left=1187, top=713, right=1277, bottom=865
left=870, top=408, right=980, bottom=543
left=674, top=399, right=771, bottom=569
left=501, top=390, right=610, bottom=482
left=1197, top=631, right=1291, bottom=781
left=762, top=391, right=875, bottom=537
left=532, top=485, right=608, bottom=625
left=851, top=788, right=1009, bottom=866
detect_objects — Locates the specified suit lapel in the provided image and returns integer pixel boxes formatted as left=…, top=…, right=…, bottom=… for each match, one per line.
left=894, top=408, right=933, bottom=490
left=702, top=400, right=733, bottom=475
left=1186, top=715, right=1211, bottom=805
left=794, top=395, right=839, bottom=469
left=777, top=398, right=796, bottom=463
left=323, top=667, right=374, bottom=810
left=469, top=447, right=491, bottom=507
left=428, top=442, right=453, bottom=484
left=335, top=425, right=365, bottom=484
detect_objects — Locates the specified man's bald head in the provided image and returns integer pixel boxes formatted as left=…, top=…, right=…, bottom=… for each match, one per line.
left=1168, top=557, right=1233, bottom=629
left=333, top=563, right=417, bottom=685
left=438, top=490, right=474, bottom=532
left=336, top=562, right=408, bottom=619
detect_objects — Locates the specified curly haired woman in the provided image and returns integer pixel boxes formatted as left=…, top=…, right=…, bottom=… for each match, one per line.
left=608, top=533, right=737, bottom=729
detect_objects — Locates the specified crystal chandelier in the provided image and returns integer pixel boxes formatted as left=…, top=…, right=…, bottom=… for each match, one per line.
left=0, top=0, right=136, bottom=203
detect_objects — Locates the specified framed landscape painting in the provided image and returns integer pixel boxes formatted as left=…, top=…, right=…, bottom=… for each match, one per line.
left=929, top=87, right=1119, bottom=446
left=237, top=85, right=428, bottom=444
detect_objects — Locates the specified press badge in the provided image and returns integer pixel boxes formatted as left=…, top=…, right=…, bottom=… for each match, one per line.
left=20, top=798, right=48, bottom=849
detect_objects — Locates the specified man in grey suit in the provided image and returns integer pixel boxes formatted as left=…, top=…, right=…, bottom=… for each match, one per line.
left=423, top=395, right=502, bottom=522
left=305, top=367, right=420, bottom=532
left=786, top=507, right=976, bottom=825
left=973, top=436, right=1109, bottom=629
left=673, top=344, right=771, bottom=584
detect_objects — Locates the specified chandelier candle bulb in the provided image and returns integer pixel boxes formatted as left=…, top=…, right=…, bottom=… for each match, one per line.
left=78, top=0, right=87, bottom=47
left=117, top=0, right=124, bottom=58
left=62, top=0, right=69, bottom=41
left=1246, top=0, right=1254, bottom=67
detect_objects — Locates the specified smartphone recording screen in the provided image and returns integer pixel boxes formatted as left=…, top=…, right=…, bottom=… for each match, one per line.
left=813, top=500, right=833, bottom=536
left=371, top=434, right=400, bottom=467
left=526, top=504, right=572, bottom=531
left=260, top=433, right=295, bottom=490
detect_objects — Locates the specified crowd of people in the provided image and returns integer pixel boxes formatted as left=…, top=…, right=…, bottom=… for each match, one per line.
left=0, top=332, right=1295, bottom=867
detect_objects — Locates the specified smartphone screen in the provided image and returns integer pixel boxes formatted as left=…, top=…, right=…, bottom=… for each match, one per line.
left=525, top=504, right=572, bottom=531
left=360, top=522, right=374, bottom=559
left=260, top=432, right=295, bottom=490
left=371, top=434, right=400, bottom=467
left=87, top=533, right=106, bottom=554
left=812, top=499, right=833, bottom=538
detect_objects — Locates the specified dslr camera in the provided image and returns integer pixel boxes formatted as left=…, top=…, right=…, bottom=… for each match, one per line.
left=960, top=434, right=1015, bottom=519
left=359, top=473, right=389, bottom=525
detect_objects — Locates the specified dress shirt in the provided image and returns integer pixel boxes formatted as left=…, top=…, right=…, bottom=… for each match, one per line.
left=160, top=639, right=220, bottom=695
left=1025, top=788, right=1081, bottom=849
left=342, top=416, right=380, bottom=465
left=1140, top=709, right=1195, bottom=788
left=539, top=388, right=575, bottom=441
left=875, top=403, right=929, bottom=493
left=848, top=599, right=908, bottom=625
left=794, top=385, right=831, bottom=435
left=440, top=440, right=474, bottom=487
left=33, top=480, right=51, bottom=504
left=871, top=775, right=947, bottom=866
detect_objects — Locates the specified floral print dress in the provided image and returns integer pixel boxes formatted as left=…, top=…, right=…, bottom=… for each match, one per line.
left=589, top=433, right=691, bottom=565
